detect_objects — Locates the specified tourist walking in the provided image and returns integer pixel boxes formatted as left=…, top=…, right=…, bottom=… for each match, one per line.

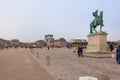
left=116, top=45, right=120, bottom=64
left=47, top=46, right=50, bottom=50
left=77, top=46, right=83, bottom=57
left=109, top=45, right=114, bottom=52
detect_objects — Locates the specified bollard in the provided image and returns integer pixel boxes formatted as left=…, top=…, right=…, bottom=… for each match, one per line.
left=46, top=56, right=50, bottom=65
left=98, top=74, right=110, bottom=80
left=79, top=76, right=98, bottom=80
left=36, top=52, right=39, bottom=58
left=32, top=51, right=34, bottom=55
left=111, top=53, right=116, bottom=58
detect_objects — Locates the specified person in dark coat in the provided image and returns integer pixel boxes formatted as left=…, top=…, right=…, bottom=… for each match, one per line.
left=77, top=46, right=83, bottom=57
left=116, top=45, right=120, bottom=64
left=109, top=45, right=114, bottom=52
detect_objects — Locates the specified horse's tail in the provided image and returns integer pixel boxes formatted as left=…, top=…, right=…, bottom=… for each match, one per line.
left=90, top=22, right=93, bottom=33
left=90, top=27, right=92, bottom=33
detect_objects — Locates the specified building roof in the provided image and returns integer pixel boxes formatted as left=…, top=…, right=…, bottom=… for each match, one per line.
left=69, top=38, right=87, bottom=43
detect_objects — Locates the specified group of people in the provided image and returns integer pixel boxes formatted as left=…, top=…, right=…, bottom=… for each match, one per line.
left=77, top=45, right=120, bottom=64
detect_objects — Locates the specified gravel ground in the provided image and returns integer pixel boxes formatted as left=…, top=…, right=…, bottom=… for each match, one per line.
left=28, top=48, right=119, bottom=80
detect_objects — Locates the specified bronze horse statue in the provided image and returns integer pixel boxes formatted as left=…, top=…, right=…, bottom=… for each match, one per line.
left=90, top=10, right=104, bottom=33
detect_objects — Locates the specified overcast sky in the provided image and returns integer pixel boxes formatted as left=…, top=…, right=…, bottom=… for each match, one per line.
left=0, top=0, right=120, bottom=42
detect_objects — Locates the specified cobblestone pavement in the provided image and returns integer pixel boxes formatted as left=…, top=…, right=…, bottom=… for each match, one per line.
left=0, top=48, right=54, bottom=80
left=29, top=48, right=120, bottom=80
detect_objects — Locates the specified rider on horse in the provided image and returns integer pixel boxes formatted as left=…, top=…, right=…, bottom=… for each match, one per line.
left=93, top=10, right=99, bottom=26
left=90, top=10, right=104, bottom=34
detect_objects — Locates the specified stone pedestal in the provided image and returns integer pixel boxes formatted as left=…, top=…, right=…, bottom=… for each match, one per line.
left=86, top=32, right=109, bottom=53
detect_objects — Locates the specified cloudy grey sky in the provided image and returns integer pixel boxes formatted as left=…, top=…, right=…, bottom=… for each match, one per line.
left=0, top=0, right=120, bottom=42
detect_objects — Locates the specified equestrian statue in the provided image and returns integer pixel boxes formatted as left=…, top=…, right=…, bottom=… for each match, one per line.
left=90, top=10, right=104, bottom=34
